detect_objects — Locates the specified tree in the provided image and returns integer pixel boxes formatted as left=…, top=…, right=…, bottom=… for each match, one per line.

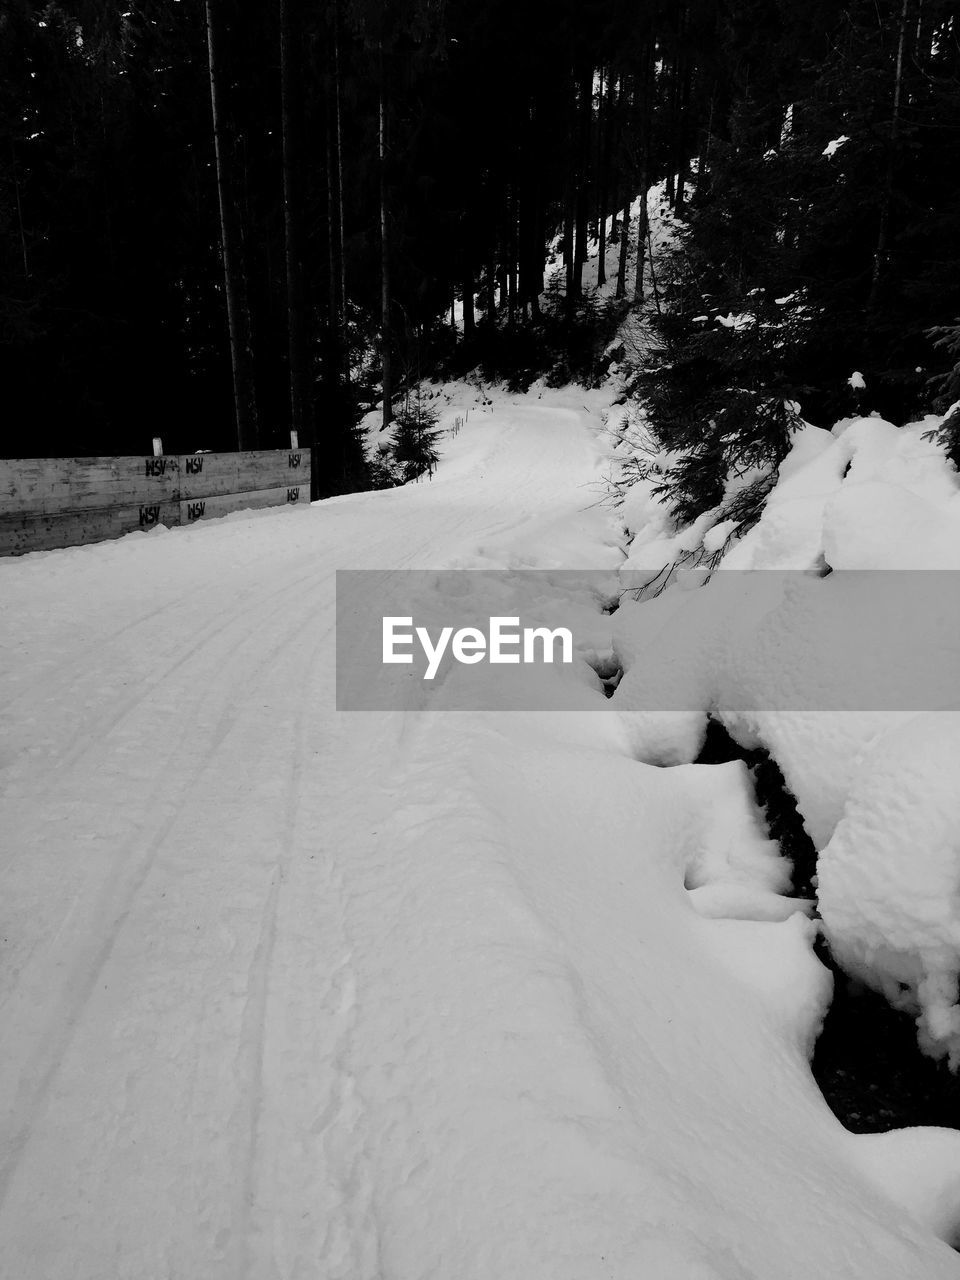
left=280, top=0, right=308, bottom=446
left=868, top=0, right=910, bottom=310
left=6, top=0, right=958, bottom=495
left=205, top=0, right=259, bottom=450
left=378, top=36, right=393, bottom=429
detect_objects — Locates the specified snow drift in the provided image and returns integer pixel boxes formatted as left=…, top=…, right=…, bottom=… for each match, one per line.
left=615, top=410, right=960, bottom=1069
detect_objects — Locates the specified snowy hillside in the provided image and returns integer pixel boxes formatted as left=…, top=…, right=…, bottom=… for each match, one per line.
left=2, top=383, right=960, bottom=1279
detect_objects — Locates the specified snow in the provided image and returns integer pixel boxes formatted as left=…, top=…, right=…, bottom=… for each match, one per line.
left=855, top=1128, right=960, bottom=1247
left=823, top=135, right=851, bottom=158
left=848, top=370, right=866, bottom=390
left=702, top=518, right=739, bottom=553
left=724, top=415, right=960, bottom=572
left=613, top=399, right=960, bottom=1079
left=542, top=181, right=679, bottom=307
left=818, top=712, right=960, bottom=1065
left=3, top=379, right=960, bottom=1277
left=716, top=312, right=755, bottom=331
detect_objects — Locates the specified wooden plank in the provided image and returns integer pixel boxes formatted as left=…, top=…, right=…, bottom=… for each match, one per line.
left=179, top=483, right=309, bottom=526
left=0, top=449, right=311, bottom=554
left=0, top=456, right=180, bottom=517
left=230, top=449, right=308, bottom=493
left=178, top=449, right=308, bottom=498
left=242, top=449, right=309, bottom=471
left=0, top=500, right=181, bottom=556
left=178, top=453, right=237, bottom=499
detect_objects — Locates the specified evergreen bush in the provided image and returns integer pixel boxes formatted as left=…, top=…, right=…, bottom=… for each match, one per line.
left=386, top=386, right=442, bottom=484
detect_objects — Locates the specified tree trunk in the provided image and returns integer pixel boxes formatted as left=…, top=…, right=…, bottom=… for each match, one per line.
left=616, top=79, right=634, bottom=299
left=10, top=141, right=29, bottom=279
left=333, top=0, right=347, bottom=321
left=563, top=184, right=575, bottom=302
left=616, top=194, right=631, bottom=300
left=698, top=84, right=716, bottom=189
left=647, top=216, right=662, bottom=314
left=502, top=197, right=512, bottom=324
left=462, top=263, right=475, bottom=340
left=633, top=176, right=648, bottom=301
left=562, top=68, right=576, bottom=305
left=521, top=96, right=544, bottom=320
left=610, top=74, right=625, bottom=246
left=596, top=67, right=611, bottom=289
left=674, top=64, right=692, bottom=212
left=572, top=66, right=592, bottom=299
left=205, top=0, right=258, bottom=450
left=379, top=40, right=392, bottom=429
left=530, top=173, right=544, bottom=319
left=507, top=184, right=518, bottom=325
left=517, top=103, right=531, bottom=317
left=280, top=0, right=308, bottom=445
left=634, top=47, right=654, bottom=301
left=869, top=0, right=910, bottom=309
left=326, top=89, right=340, bottom=324
left=326, top=80, right=344, bottom=403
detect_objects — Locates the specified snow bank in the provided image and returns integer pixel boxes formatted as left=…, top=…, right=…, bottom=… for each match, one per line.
left=345, top=706, right=920, bottom=1280
left=818, top=712, right=960, bottom=1064
left=728, top=415, right=960, bottom=572
left=615, top=407, right=960, bottom=1069
left=854, top=1128, right=960, bottom=1248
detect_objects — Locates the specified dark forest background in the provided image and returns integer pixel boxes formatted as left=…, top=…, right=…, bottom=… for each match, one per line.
left=2, top=0, right=959, bottom=500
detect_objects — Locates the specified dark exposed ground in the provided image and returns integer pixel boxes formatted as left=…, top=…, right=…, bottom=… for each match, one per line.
left=812, top=959, right=960, bottom=1133
left=694, top=718, right=960, bottom=1135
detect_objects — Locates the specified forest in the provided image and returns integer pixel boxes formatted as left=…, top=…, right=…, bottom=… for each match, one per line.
left=2, top=0, right=959, bottom=503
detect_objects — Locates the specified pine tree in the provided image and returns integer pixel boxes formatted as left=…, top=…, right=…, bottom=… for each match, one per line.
left=205, top=0, right=259, bottom=451
left=388, top=385, right=441, bottom=482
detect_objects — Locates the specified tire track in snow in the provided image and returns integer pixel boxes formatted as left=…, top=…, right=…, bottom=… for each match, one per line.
left=2, top=561, right=330, bottom=790
left=232, top=607, right=325, bottom=1280
left=0, top=594, right=338, bottom=1228
left=0, top=588, right=191, bottom=718
left=0, top=395, right=620, bottom=1276
left=0, top=674, right=250, bottom=1215
left=234, top=640, right=385, bottom=1280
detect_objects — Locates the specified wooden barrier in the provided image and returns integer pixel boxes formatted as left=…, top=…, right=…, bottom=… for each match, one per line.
left=0, top=449, right=311, bottom=556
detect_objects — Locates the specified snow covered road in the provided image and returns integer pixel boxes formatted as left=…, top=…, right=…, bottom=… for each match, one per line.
left=2, top=387, right=959, bottom=1279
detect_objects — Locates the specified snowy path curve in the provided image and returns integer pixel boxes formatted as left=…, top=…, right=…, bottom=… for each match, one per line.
left=1, top=388, right=958, bottom=1279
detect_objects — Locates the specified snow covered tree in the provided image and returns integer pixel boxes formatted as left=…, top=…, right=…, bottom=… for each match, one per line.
left=640, top=280, right=805, bottom=525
